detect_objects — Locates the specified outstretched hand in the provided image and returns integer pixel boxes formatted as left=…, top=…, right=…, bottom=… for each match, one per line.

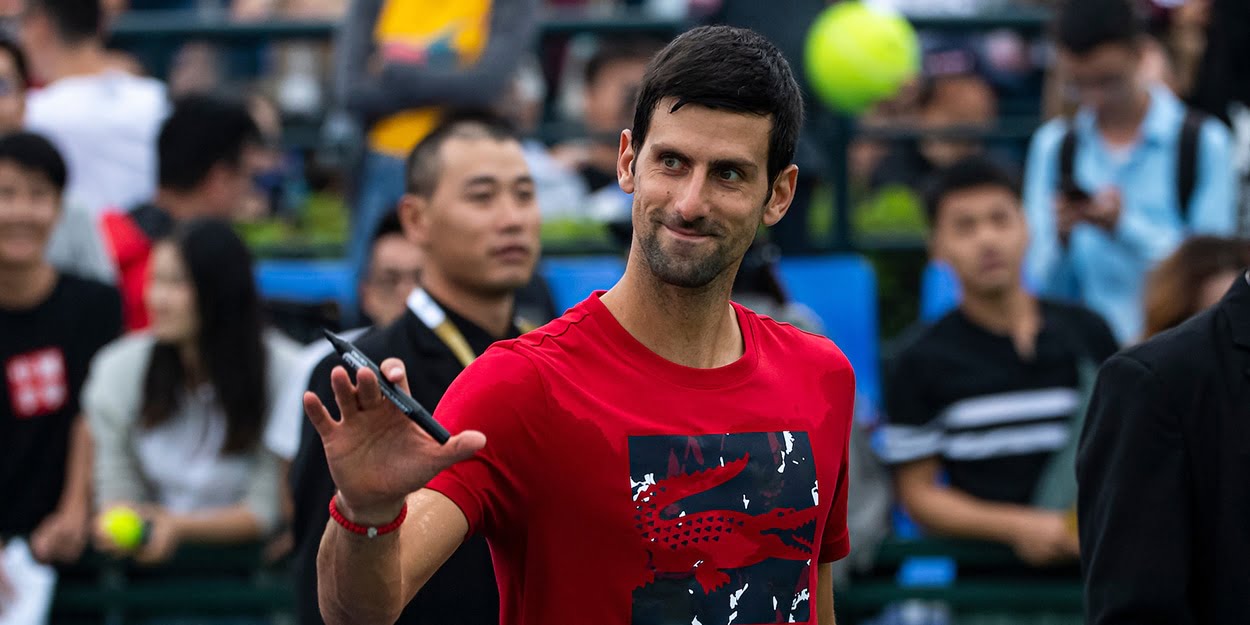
left=304, top=359, right=486, bottom=524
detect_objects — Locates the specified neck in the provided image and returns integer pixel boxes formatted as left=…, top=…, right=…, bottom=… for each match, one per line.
left=178, top=341, right=204, bottom=386
left=153, top=188, right=206, bottom=221
left=1097, top=87, right=1151, bottom=137
left=420, top=268, right=515, bottom=338
left=0, top=262, right=57, bottom=309
left=40, top=42, right=108, bottom=83
left=960, top=283, right=1040, bottom=356
left=599, top=249, right=743, bottom=369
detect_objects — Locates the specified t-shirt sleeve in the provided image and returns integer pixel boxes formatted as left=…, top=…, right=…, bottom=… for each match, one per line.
left=878, top=347, right=941, bottom=466
left=424, top=346, right=546, bottom=538
left=819, top=364, right=855, bottom=563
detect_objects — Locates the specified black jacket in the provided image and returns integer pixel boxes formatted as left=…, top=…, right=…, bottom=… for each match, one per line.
left=289, top=307, right=514, bottom=625
left=1078, top=271, right=1250, bottom=625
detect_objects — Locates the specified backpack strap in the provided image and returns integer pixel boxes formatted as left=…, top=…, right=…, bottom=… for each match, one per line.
left=1058, top=124, right=1078, bottom=194
left=1177, top=109, right=1205, bottom=224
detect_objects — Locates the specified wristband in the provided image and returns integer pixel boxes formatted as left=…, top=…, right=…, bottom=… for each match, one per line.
left=328, top=495, right=407, bottom=538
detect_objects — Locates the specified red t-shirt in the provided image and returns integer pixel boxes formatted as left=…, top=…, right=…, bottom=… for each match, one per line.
left=426, top=292, right=855, bottom=624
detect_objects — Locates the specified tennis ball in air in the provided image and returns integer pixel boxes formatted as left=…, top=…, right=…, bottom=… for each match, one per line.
left=804, top=1, right=921, bottom=115
left=99, top=506, right=146, bottom=551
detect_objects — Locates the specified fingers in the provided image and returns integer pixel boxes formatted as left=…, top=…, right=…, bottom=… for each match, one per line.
left=380, top=358, right=411, bottom=395
left=304, top=391, right=336, bottom=437
left=441, top=430, right=488, bottom=465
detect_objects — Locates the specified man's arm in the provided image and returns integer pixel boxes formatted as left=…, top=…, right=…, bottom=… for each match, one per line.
left=1077, top=354, right=1191, bottom=625
left=30, top=415, right=93, bottom=563
left=817, top=563, right=836, bottom=625
left=895, top=458, right=1078, bottom=565
left=1022, top=122, right=1082, bottom=300
left=317, top=489, right=467, bottom=625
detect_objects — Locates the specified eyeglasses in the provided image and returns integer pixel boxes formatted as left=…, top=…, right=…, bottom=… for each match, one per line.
left=367, top=268, right=421, bottom=293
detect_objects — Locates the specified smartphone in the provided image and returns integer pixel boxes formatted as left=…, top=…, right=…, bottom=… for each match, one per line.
left=1062, top=184, right=1091, bottom=203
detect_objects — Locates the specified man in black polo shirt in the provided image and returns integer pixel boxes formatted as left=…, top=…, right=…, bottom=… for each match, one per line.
left=0, top=133, right=121, bottom=575
left=879, top=156, right=1118, bottom=566
left=289, top=111, right=540, bottom=625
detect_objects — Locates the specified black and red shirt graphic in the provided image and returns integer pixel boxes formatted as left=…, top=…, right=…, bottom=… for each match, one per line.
left=629, top=431, right=820, bottom=625
left=5, top=347, right=68, bottom=419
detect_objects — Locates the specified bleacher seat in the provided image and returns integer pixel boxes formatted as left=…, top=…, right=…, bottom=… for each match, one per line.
left=255, top=259, right=355, bottom=307
left=540, top=255, right=627, bottom=313
left=777, top=254, right=880, bottom=404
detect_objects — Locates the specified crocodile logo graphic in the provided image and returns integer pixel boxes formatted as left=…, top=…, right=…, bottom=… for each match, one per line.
left=628, top=431, right=821, bottom=625
left=633, top=454, right=820, bottom=594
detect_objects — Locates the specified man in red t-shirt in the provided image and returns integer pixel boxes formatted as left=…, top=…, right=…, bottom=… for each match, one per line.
left=304, top=25, right=856, bottom=625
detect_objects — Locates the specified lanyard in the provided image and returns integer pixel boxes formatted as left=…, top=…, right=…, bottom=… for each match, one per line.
left=406, top=288, right=535, bottom=368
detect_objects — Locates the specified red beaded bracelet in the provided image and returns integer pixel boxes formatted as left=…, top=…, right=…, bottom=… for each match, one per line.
left=328, top=495, right=408, bottom=538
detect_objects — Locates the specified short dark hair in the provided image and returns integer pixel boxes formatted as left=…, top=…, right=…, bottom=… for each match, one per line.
left=631, top=25, right=804, bottom=187
left=404, top=109, right=519, bottom=197
left=0, top=36, right=30, bottom=89
left=584, top=36, right=665, bottom=86
left=0, top=131, right=67, bottom=192
left=371, top=210, right=404, bottom=244
left=27, top=0, right=101, bottom=45
left=924, top=155, right=1021, bottom=226
left=1054, top=0, right=1144, bottom=55
left=159, top=94, right=262, bottom=192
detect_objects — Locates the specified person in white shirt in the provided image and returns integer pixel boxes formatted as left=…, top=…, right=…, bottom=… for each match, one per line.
left=19, top=0, right=168, bottom=217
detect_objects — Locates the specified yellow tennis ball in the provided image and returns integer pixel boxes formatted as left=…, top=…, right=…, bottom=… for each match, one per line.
left=805, top=1, right=921, bottom=115
left=99, top=506, right=146, bottom=551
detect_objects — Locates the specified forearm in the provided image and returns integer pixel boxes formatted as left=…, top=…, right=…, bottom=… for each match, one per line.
left=56, top=416, right=94, bottom=515
left=818, top=563, right=836, bottom=625
left=317, top=498, right=409, bottom=625
left=900, top=484, right=1033, bottom=545
left=169, top=505, right=265, bottom=544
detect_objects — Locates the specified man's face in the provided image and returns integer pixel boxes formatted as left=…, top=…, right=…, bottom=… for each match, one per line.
left=585, top=58, right=649, bottom=133
left=0, top=160, right=58, bottom=268
left=1060, top=43, right=1142, bottom=117
left=0, top=50, right=25, bottom=132
left=617, top=99, right=796, bottom=289
left=930, top=185, right=1028, bottom=298
left=405, top=136, right=540, bottom=296
left=360, top=233, right=423, bottom=327
left=205, top=144, right=267, bottom=219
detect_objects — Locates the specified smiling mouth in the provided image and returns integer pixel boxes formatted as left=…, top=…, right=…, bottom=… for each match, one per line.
left=663, top=224, right=713, bottom=241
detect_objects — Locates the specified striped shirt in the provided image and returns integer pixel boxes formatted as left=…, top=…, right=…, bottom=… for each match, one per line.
left=880, top=300, right=1118, bottom=504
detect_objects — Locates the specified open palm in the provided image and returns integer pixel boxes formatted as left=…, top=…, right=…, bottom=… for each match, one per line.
left=304, top=360, right=486, bottom=521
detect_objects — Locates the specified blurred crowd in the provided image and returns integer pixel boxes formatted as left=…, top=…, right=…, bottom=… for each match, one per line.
left=0, top=0, right=1248, bottom=623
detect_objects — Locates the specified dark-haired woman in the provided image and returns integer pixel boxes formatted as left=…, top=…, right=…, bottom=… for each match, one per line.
left=84, top=219, right=297, bottom=563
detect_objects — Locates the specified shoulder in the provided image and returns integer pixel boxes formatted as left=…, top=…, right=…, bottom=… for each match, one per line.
left=501, top=297, right=600, bottom=359
left=1027, top=116, right=1071, bottom=157
left=1118, top=306, right=1218, bottom=376
left=58, top=274, right=120, bottom=305
left=263, top=330, right=303, bottom=373
left=890, top=311, right=964, bottom=368
left=740, top=304, right=852, bottom=375
left=92, top=332, right=156, bottom=370
left=1042, top=298, right=1111, bottom=332
left=1197, top=114, right=1233, bottom=153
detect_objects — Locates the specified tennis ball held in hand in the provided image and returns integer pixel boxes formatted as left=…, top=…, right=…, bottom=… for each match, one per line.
left=99, top=506, right=148, bottom=551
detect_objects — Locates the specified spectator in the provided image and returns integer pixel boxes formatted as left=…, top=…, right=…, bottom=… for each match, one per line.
left=100, top=94, right=264, bottom=331
left=290, top=111, right=539, bottom=625
left=1141, top=234, right=1250, bottom=339
left=0, top=36, right=113, bottom=285
left=263, top=210, right=421, bottom=465
left=19, top=0, right=168, bottom=217
left=85, top=218, right=297, bottom=565
left=873, top=49, right=1000, bottom=192
left=0, top=132, right=121, bottom=569
left=556, top=37, right=663, bottom=194
left=328, top=0, right=540, bottom=284
left=1022, top=0, right=1237, bottom=344
left=881, top=156, right=1118, bottom=566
